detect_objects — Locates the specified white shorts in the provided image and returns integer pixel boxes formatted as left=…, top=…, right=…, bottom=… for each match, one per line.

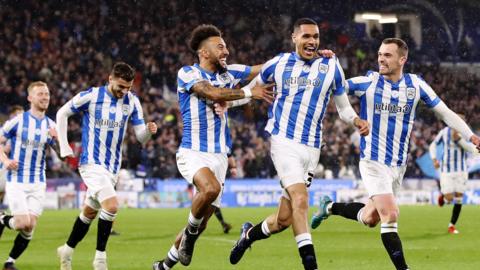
left=6, top=182, right=46, bottom=216
left=359, top=160, right=406, bottom=198
left=176, top=148, right=228, bottom=207
left=440, top=172, right=468, bottom=194
left=79, top=164, right=118, bottom=211
left=269, top=135, right=320, bottom=200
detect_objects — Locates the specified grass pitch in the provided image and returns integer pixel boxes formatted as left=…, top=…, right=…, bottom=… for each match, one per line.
left=1, top=205, right=479, bottom=269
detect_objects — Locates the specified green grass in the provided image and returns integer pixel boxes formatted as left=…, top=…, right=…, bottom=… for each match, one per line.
left=1, top=206, right=479, bottom=269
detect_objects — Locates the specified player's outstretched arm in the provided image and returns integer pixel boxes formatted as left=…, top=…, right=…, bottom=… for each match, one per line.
left=56, top=104, right=75, bottom=158
left=133, top=122, right=158, bottom=144
left=191, top=81, right=273, bottom=103
left=431, top=102, right=480, bottom=150
left=333, top=92, right=369, bottom=136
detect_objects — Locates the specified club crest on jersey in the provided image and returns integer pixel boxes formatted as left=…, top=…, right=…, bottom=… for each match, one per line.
left=109, top=107, right=117, bottom=114
left=318, top=63, right=328, bottom=74
left=406, top=87, right=416, bottom=99
left=219, top=73, right=231, bottom=83
left=122, top=105, right=130, bottom=115
left=302, top=65, right=310, bottom=73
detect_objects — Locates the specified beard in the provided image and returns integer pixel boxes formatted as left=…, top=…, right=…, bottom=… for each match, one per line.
left=214, top=59, right=227, bottom=74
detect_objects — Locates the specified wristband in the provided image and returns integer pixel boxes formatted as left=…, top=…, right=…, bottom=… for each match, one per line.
left=242, top=88, right=252, bottom=98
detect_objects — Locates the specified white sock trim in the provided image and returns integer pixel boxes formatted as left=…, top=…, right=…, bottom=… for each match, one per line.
left=167, top=245, right=179, bottom=261
left=99, top=209, right=116, bottom=222
left=295, top=233, right=313, bottom=248
left=6, top=257, right=15, bottom=263
left=8, top=218, right=16, bottom=230
left=326, top=202, right=333, bottom=215
left=20, top=230, right=33, bottom=240
left=188, top=212, right=203, bottom=228
left=79, top=212, right=93, bottom=224
left=453, top=197, right=463, bottom=204
left=380, top=222, right=398, bottom=233
left=357, top=208, right=366, bottom=225
left=261, top=220, right=271, bottom=236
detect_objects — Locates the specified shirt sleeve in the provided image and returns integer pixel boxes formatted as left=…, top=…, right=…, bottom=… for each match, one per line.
left=227, top=64, right=252, bottom=84
left=259, top=54, right=283, bottom=84
left=177, top=66, right=205, bottom=92
left=0, top=117, right=20, bottom=139
left=70, top=88, right=93, bottom=113
left=345, top=74, right=373, bottom=97
left=332, top=57, right=346, bottom=96
left=417, top=75, right=441, bottom=108
left=47, top=119, right=57, bottom=146
left=130, top=95, right=146, bottom=126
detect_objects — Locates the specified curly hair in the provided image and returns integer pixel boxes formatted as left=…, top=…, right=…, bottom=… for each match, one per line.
left=188, top=24, right=222, bottom=52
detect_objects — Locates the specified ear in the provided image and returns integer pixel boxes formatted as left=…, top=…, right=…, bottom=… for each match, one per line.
left=399, top=55, right=407, bottom=65
left=108, top=75, right=113, bottom=84
left=291, top=32, right=296, bottom=44
left=27, top=94, right=32, bottom=103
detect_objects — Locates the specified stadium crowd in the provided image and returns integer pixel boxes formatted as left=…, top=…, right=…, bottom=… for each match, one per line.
left=1, top=0, right=479, bottom=180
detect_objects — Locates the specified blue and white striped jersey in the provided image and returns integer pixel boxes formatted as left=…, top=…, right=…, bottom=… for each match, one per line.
left=259, top=53, right=345, bottom=148
left=66, top=85, right=145, bottom=174
left=1, top=111, right=55, bottom=184
left=432, top=127, right=470, bottom=173
left=347, top=71, right=441, bottom=167
left=177, top=63, right=251, bottom=153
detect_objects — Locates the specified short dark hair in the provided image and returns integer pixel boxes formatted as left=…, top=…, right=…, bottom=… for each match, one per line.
left=293, top=18, right=318, bottom=31
left=188, top=24, right=222, bottom=52
left=382, top=38, right=409, bottom=56
left=111, top=62, right=135, bottom=82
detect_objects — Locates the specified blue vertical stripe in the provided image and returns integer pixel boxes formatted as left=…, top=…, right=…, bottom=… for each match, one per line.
left=453, top=149, right=458, bottom=171
left=461, top=149, right=465, bottom=171
left=28, top=118, right=42, bottom=183
left=370, top=77, right=385, bottom=161
left=198, top=71, right=209, bottom=152
left=178, top=91, right=192, bottom=149
left=286, top=67, right=310, bottom=139
left=271, top=54, right=296, bottom=135
left=17, top=112, right=30, bottom=183
left=39, top=119, right=50, bottom=183
left=396, top=74, right=415, bottom=166
left=104, top=98, right=118, bottom=170
left=384, top=83, right=400, bottom=166
left=314, top=91, right=331, bottom=148
left=80, top=113, right=90, bottom=164
left=447, top=128, right=451, bottom=172
left=214, top=114, right=221, bottom=153
left=359, top=95, right=367, bottom=158
left=93, top=86, right=106, bottom=164
left=301, top=58, right=329, bottom=144
left=113, top=95, right=129, bottom=174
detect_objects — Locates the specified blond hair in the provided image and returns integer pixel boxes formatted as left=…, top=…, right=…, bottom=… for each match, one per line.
left=27, top=81, right=48, bottom=95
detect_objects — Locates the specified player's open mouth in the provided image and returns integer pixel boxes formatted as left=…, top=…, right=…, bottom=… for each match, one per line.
left=303, top=46, right=316, bottom=56
left=219, top=58, right=227, bottom=66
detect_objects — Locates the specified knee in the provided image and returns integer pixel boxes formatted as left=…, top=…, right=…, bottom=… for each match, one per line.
left=276, top=216, right=291, bottom=230
left=363, top=215, right=380, bottom=228
left=102, top=200, right=119, bottom=214
left=290, top=195, right=309, bottom=212
left=203, top=183, right=221, bottom=200
left=379, top=209, right=399, bottom=223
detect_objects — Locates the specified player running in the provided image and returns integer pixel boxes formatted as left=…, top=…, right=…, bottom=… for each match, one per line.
left=56, top=62, right=158, bottom=270
left=311, top=38, right=480, bottom=270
